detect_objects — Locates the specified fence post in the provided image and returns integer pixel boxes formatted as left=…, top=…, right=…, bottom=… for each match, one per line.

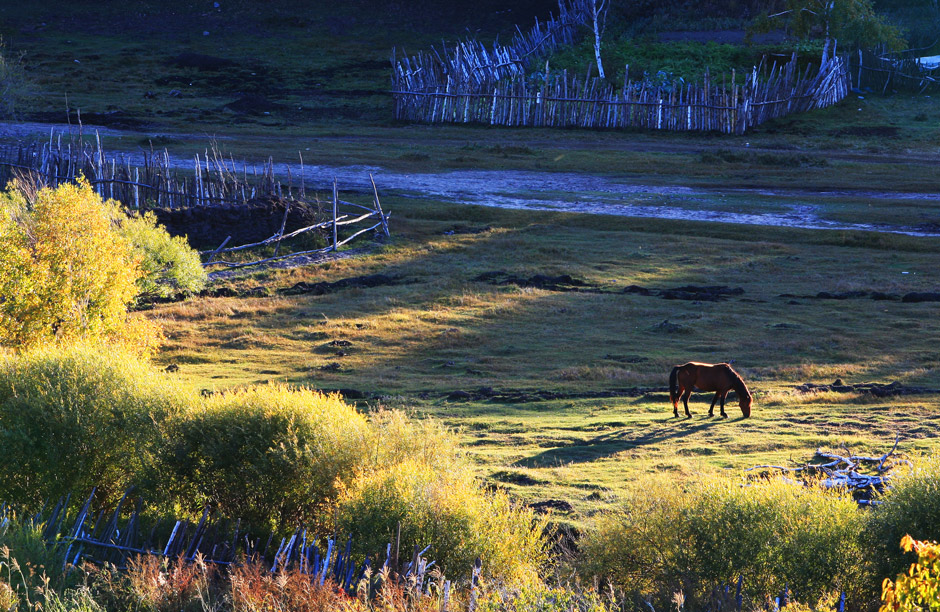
left=332, top=178, right=338, bottom=251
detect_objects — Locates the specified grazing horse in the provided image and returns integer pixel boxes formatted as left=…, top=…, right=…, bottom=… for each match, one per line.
left=669, top=362, right=752, bottom=419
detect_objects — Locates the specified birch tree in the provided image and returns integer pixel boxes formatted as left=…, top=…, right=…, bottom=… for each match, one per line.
left=586, top=0, right=610, bottom=79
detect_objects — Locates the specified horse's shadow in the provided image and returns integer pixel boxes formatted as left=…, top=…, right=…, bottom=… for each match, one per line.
left=511, top=415, right=739, bottom=469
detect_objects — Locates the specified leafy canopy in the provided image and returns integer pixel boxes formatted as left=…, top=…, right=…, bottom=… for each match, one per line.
left=0, top=179, right=205, bottom=351
left=753, top=0, right=905, bottom=51
left=880, top=536, right=940, bottom=612
left=0, top=179, right=147, bottom=350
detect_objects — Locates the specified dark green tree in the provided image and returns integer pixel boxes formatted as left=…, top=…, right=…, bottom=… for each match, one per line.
left=754, top=0, right=905, bottom=56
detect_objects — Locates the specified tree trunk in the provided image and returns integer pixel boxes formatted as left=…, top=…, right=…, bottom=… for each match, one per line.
left=590, top=0, right=607, bottom=80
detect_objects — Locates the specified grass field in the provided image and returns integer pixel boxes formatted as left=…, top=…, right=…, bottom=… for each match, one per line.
left=5, top=0, right=940, bottom=530
left=148, top=195, right=940, bottom=525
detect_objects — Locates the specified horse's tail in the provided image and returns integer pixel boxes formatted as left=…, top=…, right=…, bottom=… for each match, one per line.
left=669, top=366, right=680, bottom=405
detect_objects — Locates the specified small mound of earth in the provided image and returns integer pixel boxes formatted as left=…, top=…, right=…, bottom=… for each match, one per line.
left=528, top=499, right=573, bottom=514
left=829, top=125, right=901, bottom=138
left=474, top=271, right=593, bottom=292
left=491, top=470, right=542, bottom=486
left=445, top=386, right=664, bottom=403
left=152, top=196, right=323, bottom=249
left=280, top=273, right=399, bottom=296
left=443, top=225, right=493, bottom=235
left=660, top=285, right=744, bottom=301
left=171, top=52, right=237, bottom=71
left=224, top=94, right=285, bottom=115
left=779, top=291, right=940, bottom=303
left=795, top=380, right=940, bottom=397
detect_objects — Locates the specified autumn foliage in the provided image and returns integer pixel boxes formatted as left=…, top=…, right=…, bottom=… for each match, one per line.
left=0, top=179, right=205, bottom=352
left=880, top=536, right=940, bottom=612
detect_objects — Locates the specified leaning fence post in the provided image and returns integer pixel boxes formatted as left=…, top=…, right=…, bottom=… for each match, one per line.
left=332, top=178, right=338, bottom=251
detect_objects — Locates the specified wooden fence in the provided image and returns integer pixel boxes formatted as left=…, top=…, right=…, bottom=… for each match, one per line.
left=2, top=489, right=444, bottom=600
left=393, top=53, right=850, bottom=134
left=0, top=133, right=390, bottom=270
left=0, top=132, right=311, bottom=210
left=849, top=48, right=940, bottom=93
left=392, top=0, right=587, bottom=93
left=391, top=0, right=850, bottom=135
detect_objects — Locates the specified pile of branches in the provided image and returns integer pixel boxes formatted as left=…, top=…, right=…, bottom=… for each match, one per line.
left=747, top=436, right=909, bottom=505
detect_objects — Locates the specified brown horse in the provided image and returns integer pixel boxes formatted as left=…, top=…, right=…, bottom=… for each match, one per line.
left=669, top=362, right=752, bottom=419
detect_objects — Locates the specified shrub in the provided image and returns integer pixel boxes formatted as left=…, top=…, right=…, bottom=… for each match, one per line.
left=577, top=476, right=692, bottom=600
left=335, top=459, right=548, bottom=585
left=579, top=475, right=870, bottom=608
left=0, top=345, right=184, bottom=506
left=155, top=385, right=369, bottom=529
left=880, top=535, right=940, bottom=612
left=868, top=456, right=940, bottom=579
left=0, top=180, right=157, bottom=351
left=118, top=211, right=206, bottom=300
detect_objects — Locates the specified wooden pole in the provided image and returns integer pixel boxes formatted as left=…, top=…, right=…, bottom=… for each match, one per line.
left=332, top=178, right=338, bottom=251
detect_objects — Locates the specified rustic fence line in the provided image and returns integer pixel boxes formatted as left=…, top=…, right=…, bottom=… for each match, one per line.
left=392, top=0, right=587, bottom=92
left=0, top=132, right=304, bottom=210
left=0, top=134, right=391, bottom=270
left=393, top=53, right=850, bottom=134
left=849, top=48, right=940, bottom=93
left=3, top=489, right=444, bottom=599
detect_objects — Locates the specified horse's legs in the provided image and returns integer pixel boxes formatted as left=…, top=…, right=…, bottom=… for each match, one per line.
left=708, top=392, right=720, bottom=417
left=719, top=391, right=729, bottom=418
left=672, top=386, right=681, bottom=418
left=681, top=388, right=693, bottom=418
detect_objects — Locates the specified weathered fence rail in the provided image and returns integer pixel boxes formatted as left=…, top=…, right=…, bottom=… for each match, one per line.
left=393, top=0, right=587, bottom=92
left=0, top=133, right=307, bottom=210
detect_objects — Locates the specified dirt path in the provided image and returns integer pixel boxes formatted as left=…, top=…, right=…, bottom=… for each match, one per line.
left=4, top=121, right=940, bottom=237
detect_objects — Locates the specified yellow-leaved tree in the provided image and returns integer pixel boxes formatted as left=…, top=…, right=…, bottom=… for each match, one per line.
left=881, top=535, right=940, bottom=612
left=0, top=179, right=161, bottom=351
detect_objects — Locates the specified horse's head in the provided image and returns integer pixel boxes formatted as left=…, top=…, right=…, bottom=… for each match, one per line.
left=739, top=392, right=753, bottom=418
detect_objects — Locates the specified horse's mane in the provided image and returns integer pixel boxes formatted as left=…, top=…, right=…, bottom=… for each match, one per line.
left=723, top=364, right=750, bottom=398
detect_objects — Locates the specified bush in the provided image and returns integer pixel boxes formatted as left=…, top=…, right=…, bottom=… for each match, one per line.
left=880, top=535, right=940, bottom=612
left=0, top=180, right=156, bottom=351
left=0, top=345, right=184, bottom=506
left=335, top=459, right=548, bottom=585
left=155, top=385, right=369, bottom=529
left=868, top=456, right=940, bottom=580
left=579, top=475, right=870, bottom=608
left=119, top=211, right=207, bottom=300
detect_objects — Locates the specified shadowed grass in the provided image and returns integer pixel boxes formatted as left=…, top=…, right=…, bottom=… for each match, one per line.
left=148, top=197, right=940, bottom=523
